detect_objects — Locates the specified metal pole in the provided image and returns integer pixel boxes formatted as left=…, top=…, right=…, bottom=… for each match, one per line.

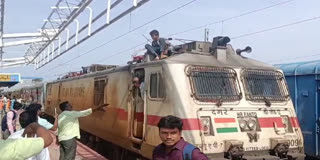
left=0, top=0, right=5, bottom=62
left=47, top=45, right=50, bottom=62
left=74, top=19, right=79, bottom=44
left=51, top=43, right=55, bottom=59
left=58, top=36, right=61, bottom=55
left=106, top=0, right=112, bottom=24
left=65, top=28, right=69, bottom=49
left=133, top=0, right=137, bottom=6
left=87, top=7, right=92, bottom=36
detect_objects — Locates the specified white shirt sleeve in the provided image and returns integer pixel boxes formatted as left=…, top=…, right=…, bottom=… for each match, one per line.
left=38, top=117, right=54, bottom=130
left=63, top=108, right=93, bottom=118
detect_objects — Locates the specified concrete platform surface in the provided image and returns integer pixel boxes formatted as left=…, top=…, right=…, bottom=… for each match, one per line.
left=48, top=132, right=108, bottom=160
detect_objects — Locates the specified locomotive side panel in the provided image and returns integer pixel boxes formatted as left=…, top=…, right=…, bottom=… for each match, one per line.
left=45, top=71, right=134, bottom=151
left=81, top=71, right=132, bottom=149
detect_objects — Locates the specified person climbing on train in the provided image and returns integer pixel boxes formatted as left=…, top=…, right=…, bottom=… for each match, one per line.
left=153, top=115, right=208, bottom=160
left=8, top=110, right=50, bottom=160
left=27, top=103, right=58, bottom=131
left=1, top=101, right=23, bottom=139
left=57, top=101, right=108, bottom=160
left=132, top=76, right=145, bottom=99
left=145, top=30, right=171, bottom=61
left=132, top=76, right=145, bottom=138
left=0, top=122, right=53, bottom=159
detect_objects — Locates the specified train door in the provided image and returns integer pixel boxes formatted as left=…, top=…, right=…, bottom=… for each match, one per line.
left=129, top=68, right=145, bottom=149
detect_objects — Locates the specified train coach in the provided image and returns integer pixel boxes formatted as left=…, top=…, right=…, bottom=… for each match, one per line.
left=277, top=60, right=320, bottom=159
left=17, top=37, right=305, bottom=160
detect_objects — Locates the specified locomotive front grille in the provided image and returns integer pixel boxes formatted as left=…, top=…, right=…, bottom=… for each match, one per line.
left=241, top=69, right=289, bottom=102
left=187, top=66, right=241, bottom=102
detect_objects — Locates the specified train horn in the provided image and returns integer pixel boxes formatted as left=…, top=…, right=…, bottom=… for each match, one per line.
left=236, top=46, right=252, bottom=55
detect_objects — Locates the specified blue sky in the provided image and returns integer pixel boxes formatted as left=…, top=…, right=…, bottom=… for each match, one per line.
left=1, top=0, right=320, bottom=80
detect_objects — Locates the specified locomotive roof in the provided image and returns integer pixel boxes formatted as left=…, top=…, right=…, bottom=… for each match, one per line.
left=48, top=44, right=276, bottom=84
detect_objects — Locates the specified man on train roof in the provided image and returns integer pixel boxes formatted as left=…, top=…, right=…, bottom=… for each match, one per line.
left=153, top=115, right=208, bottom=160
left=145, top=30, right=171, bottom=61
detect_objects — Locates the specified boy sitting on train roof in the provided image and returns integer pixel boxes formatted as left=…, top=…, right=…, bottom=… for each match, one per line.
left=145, top=30, right=172, bottom=61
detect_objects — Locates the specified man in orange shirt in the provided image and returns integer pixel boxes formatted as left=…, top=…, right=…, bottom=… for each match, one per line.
left=0, top=95, right=4, bottom=117
left=6, top=98, right=11, bottom=112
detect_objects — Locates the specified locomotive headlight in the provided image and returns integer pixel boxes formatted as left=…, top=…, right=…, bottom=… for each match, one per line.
left=281, top=116, right=293, bottom=133
left=201, top=117, right=213, bottom=136
left=247, top=119, right=257, bottom=130
left=202, top=118, right=209, bottom=126
left=239, top=119, right=247, bottom=130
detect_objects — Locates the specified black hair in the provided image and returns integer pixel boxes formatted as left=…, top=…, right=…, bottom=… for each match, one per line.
left=19, top=110, right=38, bottom=128
left=60, top=101, right=69, bottom=111
left=13, top=101, right=22, bottom=110
left=27, top=103, right=42, bottom=113
left=149, top=30, right=159, bottom=36
left=157, top=115, right=183, bottom=131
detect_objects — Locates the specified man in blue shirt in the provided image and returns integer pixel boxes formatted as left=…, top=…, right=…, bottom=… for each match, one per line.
left=145, top=30, right=170, bottom=61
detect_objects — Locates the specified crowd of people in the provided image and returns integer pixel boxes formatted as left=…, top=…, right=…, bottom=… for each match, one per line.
left=0, top=98, right=208, bottom=160
left=0, top=95, right=107, bottom=160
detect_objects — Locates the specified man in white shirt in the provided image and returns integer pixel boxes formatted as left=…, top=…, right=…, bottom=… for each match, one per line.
left=1, top=122, right=53, bottom=160
left=8, top=110, right=50, bottom=160
left=27, top=103, right=58, bottom=131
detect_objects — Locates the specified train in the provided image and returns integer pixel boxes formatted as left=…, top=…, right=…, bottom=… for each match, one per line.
left=4, top=36, right=305, bottom=160
left=277, top=61, right=320, bottom=159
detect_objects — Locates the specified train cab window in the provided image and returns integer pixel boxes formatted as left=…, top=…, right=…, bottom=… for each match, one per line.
left=241, top=69, right=289, bottom=102
left=47, top=85, right=52, bottom=96
left=149, top=73, right=164, bottom=99
left=94, top=77, right=108, bottom=106
left=188, top=66, right=241, bottom=102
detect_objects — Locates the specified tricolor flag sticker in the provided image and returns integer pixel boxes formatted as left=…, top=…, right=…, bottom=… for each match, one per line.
left=214, top=118, right=238, bottom=133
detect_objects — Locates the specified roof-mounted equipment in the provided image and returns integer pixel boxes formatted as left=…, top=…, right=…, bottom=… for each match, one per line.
left=211, top=36, right=230, bottom=62
left=236, top=46, right=252, bottom=55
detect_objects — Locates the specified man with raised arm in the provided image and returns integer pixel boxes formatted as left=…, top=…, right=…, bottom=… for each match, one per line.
left=57, top=101, right=108, bottom=160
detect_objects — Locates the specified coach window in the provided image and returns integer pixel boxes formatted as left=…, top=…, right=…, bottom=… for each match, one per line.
left=94, top=77, right=108, bottom=106
left=149, top=73, right=165, bottom=99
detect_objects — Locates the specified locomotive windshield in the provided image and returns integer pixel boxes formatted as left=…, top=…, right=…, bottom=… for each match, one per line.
left=188, top=66, right=241, bottom=102
left=241, top=69, right=289, bottom=102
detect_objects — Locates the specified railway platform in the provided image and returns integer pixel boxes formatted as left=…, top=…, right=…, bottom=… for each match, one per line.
left=48, top=132, right=108, bottom=160
left=0, top=115, right=107, bottom=160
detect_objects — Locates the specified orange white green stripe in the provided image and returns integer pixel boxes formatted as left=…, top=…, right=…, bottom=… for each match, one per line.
left=214, top=118, right=238, bottom=133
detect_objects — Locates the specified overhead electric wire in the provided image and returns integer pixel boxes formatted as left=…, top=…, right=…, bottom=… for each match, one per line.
left=100, top=13, right=320, bottom=64
left=167, top=0, right=295, bottom=37
left=232, top=16, right=320, bottom=39
left=268, top=52, right=320, bottom=63
left=40, top=0, right=198, bottom=75
left=45, top=0, right=294, bottom=71
left=41, top=0, right=299, bottom=77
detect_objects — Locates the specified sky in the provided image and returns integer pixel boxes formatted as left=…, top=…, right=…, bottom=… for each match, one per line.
left=1, top=0, right=320, bottom=81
